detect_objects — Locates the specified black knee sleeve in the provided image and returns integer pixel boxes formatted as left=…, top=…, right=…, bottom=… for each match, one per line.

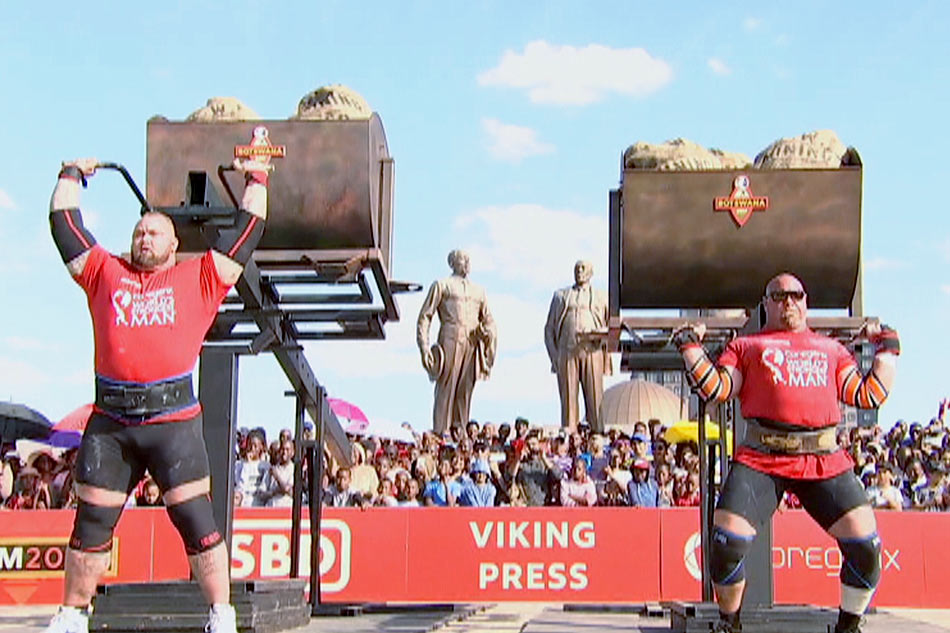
left=69, top=502, right=123, bottom=552
left=838, top=533, right=882, bottom=590
left=710, top=525, right=755, bottom=586
left=166, top=494, right=223, bottom=555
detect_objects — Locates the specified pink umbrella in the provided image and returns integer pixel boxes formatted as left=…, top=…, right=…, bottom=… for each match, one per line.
left=327, top=397, right=369, bottom=434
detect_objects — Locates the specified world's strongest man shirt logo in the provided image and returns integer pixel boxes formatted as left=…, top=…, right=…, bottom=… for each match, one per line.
left=111, top=278, right=176, bottom=327
left=760, top=346, right=829, bottom=388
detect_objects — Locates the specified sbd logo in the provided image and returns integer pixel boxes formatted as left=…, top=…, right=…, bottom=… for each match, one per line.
left=231, top=518, right=351, bottom=592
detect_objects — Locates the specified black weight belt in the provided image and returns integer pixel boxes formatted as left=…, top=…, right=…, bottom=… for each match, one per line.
left=95, top=375, right=196, bottom=423
left=744, top=418, right=838, bottom=455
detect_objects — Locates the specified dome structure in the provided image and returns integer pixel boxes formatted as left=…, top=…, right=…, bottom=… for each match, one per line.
left=599, top=379, right=684, bottom=431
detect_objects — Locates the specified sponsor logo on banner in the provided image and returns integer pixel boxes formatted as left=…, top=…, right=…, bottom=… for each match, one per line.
left=468, top=519, right=595, bottom=592
left=684, top=531, right=702, bottom=581
left=230, top=518, right=351, bottom=592
left=0, top=538, right=118, bottom=579
left=679, top=533, right=901, bottom=580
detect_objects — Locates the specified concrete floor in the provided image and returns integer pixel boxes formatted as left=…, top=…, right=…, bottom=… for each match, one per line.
left=5, top=603, right=950, bottom=633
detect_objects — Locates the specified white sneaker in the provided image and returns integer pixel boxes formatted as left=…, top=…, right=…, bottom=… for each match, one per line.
left=205, top=603, right=238, bottom=633
left=43, top=606, right=89, bottom=633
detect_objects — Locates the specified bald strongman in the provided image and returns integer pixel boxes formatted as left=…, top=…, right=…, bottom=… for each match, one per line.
left=674, top=273, right=899, bottom=633
left=544, top=260, right=612, bottom=431
left=42, top=155, right=269, bottom=633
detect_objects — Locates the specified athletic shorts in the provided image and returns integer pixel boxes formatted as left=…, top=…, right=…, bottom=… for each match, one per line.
left=75, top=411, right=210, bottom=494
left=717, top=462, right=870, bottom=530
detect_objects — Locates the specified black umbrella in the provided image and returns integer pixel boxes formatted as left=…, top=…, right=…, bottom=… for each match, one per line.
left=0, top=402, right=52, bottom=445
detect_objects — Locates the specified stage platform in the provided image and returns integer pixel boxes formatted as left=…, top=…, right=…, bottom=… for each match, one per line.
left=5, top=603, right=950, bottom=633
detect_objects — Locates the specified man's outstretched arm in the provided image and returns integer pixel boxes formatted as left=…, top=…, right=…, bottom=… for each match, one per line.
left=209, top=164, right=269, bottom=286
left=49, top=158, right=99, bottom=277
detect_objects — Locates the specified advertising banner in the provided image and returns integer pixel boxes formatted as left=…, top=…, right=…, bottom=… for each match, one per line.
left=0, top=507, right=948, bottom=607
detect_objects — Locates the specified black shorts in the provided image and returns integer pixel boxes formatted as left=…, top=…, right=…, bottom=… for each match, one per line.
left=75, top=411, right=210, bottom=494
left=717, top=462, right=870, bottom=531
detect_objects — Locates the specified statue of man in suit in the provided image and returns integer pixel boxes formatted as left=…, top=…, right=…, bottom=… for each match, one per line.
left=544, top=260, right=612, bottom=431
left=417, top=250, right=497, bottom=434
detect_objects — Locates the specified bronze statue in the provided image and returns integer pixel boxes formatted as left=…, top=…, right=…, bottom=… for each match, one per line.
left=544, top=260, right=612, bottom=431
left=417, top=250, right=497, bottom=434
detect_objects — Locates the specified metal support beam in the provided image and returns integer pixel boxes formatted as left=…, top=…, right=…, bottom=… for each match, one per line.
left=198, top=347, right=239, bottom=548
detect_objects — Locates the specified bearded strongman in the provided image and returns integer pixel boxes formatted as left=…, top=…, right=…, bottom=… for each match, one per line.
left=43, top=153, right=270, bottom=633
left=674, top=273, right=899, bottom=633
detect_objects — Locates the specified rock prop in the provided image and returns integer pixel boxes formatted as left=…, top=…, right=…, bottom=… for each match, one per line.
left=753, top=130, right=848, bottom=168
left=625, top=130, right=851, bottom=170
left=624, top=138, right=751, bottom=171
left=293, top=84, right=372, bottom=120
left=186, top=97, right=260, bottom=122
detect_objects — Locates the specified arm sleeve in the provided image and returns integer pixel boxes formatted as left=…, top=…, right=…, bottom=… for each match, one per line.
left=684, top=340, right=738, bottom=403
left=837, top=343, right=889, bottom=408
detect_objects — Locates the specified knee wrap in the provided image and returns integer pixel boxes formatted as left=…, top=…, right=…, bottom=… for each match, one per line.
left=710, top=525, right=755, bottom=586
left=838, top=533, right=882, bottom=590
left=166, top=494, right=223, bottom=555
left=69, top=502, right=123, bottom=552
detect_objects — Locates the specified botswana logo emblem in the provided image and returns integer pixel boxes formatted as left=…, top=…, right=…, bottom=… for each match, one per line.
left=714, top=175, right=769, bottom=227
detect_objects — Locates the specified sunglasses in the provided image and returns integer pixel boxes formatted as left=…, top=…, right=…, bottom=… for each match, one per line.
left=766, top=290, right=805, bottom=303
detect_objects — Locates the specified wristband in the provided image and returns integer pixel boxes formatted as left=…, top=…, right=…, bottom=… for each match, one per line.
left=59, top=165, right=87, bottom=188
left=871, top=326, right=900, bottom=356
left=672, top=328, right=701, bottom=352
left=245, top=170, right=268, bottom=187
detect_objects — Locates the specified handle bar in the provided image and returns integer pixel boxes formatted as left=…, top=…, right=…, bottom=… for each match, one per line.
left=95, top=162, right=153, bottom=215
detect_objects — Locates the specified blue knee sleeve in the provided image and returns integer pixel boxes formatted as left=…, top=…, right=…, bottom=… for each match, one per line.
left=837, top=533, right=882, bottom=590
left=710, top=525, right=755, bottom=586
left=69, top=501, right=123, bottom=552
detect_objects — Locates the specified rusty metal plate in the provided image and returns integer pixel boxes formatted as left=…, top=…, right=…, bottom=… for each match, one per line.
left=146, top=116, right=390, bottom=255
left=618, top=168, right=861, bottom=309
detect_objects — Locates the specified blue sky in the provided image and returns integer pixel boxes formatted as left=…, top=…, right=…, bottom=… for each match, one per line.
left=1, top=2, right=948, bottom=439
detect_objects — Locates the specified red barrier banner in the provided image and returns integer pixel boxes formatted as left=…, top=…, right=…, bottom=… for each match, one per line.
left=1, top=507, right=948, bottom=607
left=659, top=508, right=950, bottom=608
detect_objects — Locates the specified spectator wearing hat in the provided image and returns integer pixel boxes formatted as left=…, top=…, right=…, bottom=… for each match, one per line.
left=627, top=459, right=660, bottom=507
left=5, top=466, right=48, bottom=509
left=631, top=432, right=652, bottom=463
left=560, top=457, right=597, bottom=507
left=460, top=460, right=496, bottom=507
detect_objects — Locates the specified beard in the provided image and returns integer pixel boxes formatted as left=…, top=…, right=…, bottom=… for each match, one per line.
left=132, top=245, right=172, bottom=270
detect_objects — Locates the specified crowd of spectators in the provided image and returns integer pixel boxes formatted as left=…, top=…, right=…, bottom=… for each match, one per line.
left=4, top=399, right=949, bottom=513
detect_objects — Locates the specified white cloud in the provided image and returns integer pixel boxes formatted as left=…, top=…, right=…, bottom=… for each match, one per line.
left=865, top=257, right=907, bottom=271
left=0, top=187, right=14, bottom=210
left=942, top=285, right=950, bottom=295
left=940, top=237, right=950, bottom=261
left=453, top=204, right=609, bottom=290
left=707, top=58, right=732, bottom=76
left=482, top=118, right=555, bottom=163
left=744, top=17, right=763, bottom=31
left=478, top=40, right=673, bottom=105
left=2, top=337, right=60, bottom=353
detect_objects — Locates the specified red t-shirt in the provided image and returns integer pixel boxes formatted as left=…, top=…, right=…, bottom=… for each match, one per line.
left=75, top=246, right=231, bottom=423
left=718, top=329, right=858, bottom=480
